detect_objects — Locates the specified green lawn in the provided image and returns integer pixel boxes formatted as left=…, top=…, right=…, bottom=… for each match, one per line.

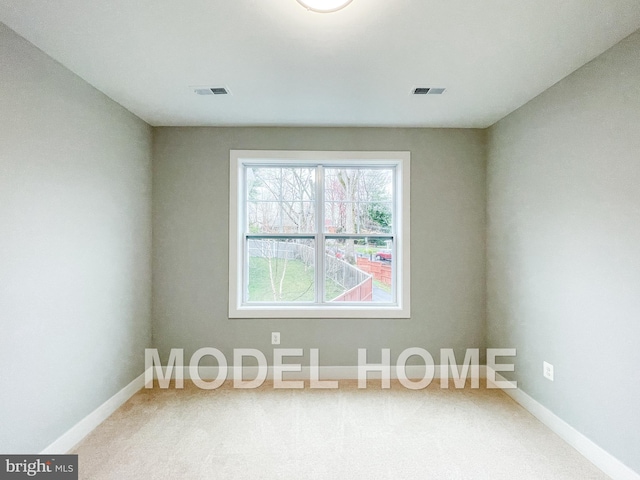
left=248, top=257, right=344, bottom=302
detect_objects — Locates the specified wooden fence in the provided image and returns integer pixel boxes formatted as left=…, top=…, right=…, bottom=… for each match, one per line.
left=330, top=275, right=373, bottom=302
left=356, top=257, right=392, bottom=286
left=248, top=239, right=373, bottom=300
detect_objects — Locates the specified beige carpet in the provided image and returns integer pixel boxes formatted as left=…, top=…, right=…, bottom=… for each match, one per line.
left=71, top=380, right=609, bottom=479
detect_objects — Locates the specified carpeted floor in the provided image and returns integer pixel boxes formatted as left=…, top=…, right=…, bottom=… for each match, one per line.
left=71, top=380, right=609, bottom=479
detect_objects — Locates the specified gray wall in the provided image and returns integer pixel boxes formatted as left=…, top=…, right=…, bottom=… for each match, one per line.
left=0, top=23, right=153, bottom=453
left=153, top=127, right=486, bottom=366
left=487, top=30, right=640, bottom=472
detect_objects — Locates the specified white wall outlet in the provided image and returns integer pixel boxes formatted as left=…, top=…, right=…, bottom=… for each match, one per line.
left=543, top=361, right=554, bottom=381
left=271, top=332, right=280, bottom=345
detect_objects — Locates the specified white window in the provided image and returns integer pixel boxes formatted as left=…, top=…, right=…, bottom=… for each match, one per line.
left=229, top=150, right=410, bottom=318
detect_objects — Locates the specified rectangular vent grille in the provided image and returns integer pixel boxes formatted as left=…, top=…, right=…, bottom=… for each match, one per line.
left=413, top=87, right=446, bottom=95
left=193, top=87, right=229, bottom=95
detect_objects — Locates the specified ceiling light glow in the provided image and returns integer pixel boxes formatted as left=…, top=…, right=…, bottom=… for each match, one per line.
left=296, top=0, right=353, bottom=13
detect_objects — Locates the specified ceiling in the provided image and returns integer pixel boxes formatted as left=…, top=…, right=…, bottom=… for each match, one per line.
left=1, top=0, right=640, bottom=128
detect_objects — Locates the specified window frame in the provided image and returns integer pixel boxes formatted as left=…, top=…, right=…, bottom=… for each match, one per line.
left=229, top=150, right=410, bottom=319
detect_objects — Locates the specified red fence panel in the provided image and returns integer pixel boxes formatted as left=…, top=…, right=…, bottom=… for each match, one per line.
left=356, top=257, right=392, bottom=286
left=331, top=276, right=373, bottom=302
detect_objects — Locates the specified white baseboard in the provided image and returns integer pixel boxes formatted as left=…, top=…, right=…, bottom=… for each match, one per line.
left=489, top=368, right=639, bottom=480
left=40, top=371, right=146, bottom=454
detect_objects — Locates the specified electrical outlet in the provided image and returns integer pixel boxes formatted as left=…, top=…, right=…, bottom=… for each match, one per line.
left=271, top=332, right=280, bottom=345
left=543, top=361, right=554, bottom=381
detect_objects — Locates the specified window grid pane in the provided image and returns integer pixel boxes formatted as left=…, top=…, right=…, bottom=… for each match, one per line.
left=324, top=168, right=393, bottom=235
left=247, top=166, right=316, bottom=234
left=324, top=237, right=394, bottom=303
left=246, top=238, right=315, bottom=303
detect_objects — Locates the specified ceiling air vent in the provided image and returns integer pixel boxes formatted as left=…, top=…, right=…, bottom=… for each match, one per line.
left=193, top=86, right=230, bottom=95
left=412, top=87, right=446, bottom=95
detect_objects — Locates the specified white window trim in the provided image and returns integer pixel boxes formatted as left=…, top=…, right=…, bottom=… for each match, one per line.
left=229, top=150, right=410, bottom=319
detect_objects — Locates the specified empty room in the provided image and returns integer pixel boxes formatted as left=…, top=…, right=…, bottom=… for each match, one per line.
left=1, top=1, right=639, bottom=479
